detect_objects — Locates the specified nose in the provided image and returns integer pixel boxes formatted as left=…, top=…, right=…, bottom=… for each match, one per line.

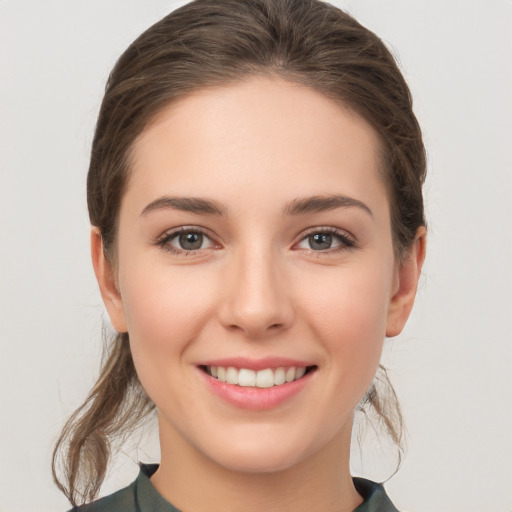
left=217, top=246, right=294, bottom=338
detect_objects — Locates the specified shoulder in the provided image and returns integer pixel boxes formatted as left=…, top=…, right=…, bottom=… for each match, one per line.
left=67, top=464, right=160, bottom=512
left=353, top=477, right=400, bottom=512
left=68, top=481, right=136, bottom=512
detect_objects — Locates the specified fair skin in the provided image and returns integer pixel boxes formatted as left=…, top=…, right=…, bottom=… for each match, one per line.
left=92, top=78, right=425, bottom=512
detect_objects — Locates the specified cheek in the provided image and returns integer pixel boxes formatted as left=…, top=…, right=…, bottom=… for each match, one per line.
left=304, top=262, right=391, bottom=330
left=118, top=259, right=218, bottom=371
left=299, top=263, right=392, bottom=383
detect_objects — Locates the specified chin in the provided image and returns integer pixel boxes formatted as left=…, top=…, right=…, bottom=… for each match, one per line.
left=211, top=446, right=306, bottom=475
left=197, top=425, right=330, bottom=476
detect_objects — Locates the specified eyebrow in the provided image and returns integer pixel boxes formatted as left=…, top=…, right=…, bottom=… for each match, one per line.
left=283, top=195, right=373, bottom=217
left=140, top=194, right=372, bottom=218
left=141, top=196, right=227, bottom=217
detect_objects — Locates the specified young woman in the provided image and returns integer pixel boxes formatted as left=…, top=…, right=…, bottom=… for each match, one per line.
left=53, top=1, right=426, bottom=510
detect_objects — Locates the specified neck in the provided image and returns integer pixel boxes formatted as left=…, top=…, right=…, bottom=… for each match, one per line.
left=151, top=417, right=363, bottom=512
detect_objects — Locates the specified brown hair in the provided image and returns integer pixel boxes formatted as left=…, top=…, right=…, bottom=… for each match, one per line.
left=53, top=0, right=426, bottom=505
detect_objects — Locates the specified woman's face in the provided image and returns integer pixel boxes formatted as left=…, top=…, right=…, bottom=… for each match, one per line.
left=95, top=78, right=421, bottom=474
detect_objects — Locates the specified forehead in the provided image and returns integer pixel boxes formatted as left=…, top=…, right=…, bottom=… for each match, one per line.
left=126, top=77, right=387, bottom=216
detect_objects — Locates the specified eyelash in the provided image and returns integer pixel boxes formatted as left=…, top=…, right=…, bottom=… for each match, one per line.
left=155, top=226, right=356, bottom=256
left=155, top=226, right=218, bottom=255
left=294, top=227, right=356, bottom=255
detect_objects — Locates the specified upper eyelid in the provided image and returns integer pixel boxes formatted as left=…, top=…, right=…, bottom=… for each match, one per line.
left=157, top=225, right=218, bottom=242
left=296, top=226, right=355, bottom=241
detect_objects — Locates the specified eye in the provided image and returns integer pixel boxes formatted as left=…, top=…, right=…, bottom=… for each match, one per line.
left=157, top=228, right=216, bottom=254
left=174, top=231, right=207, bottom=251
left=295, top=229, right=355, bottom=252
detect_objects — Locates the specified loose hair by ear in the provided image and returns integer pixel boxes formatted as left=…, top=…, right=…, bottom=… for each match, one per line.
left=52, top=332, right=154, bottom=505
left=356, top=365, right=405, bottom=476
left=54, top=0, right=426, bottom=505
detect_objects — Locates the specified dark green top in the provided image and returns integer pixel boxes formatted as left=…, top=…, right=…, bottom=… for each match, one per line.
left=73, top=464, right=399, bottom=512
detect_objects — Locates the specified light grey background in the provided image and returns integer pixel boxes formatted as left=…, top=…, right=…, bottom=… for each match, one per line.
left=1, top=1, right=511, bottom=511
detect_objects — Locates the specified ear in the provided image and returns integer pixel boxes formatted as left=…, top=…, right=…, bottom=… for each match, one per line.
left=386, top=227, right=427, bottom=337
left=91, top=227, right=128, bottom=333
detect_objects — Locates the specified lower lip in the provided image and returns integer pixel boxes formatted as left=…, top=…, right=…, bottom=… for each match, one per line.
left=199, top=369, right=314, bottom=410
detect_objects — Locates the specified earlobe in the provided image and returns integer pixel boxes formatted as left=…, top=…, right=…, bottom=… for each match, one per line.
left=386, top=227, right=427, bottom=337
left=90, top=227, right=128, bottom=333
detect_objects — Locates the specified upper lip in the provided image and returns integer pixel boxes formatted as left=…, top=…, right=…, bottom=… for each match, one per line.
left=197, top=356, right=315, bottom=371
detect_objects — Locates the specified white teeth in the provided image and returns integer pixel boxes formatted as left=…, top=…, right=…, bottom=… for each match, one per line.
left=207, top=365, right=310, bottom=388
left=273, top=367, right=286, bottom=385
left=285, top=367, right=296, bottom=383
left=225, top=367, right=239, bottom=385
left=295, top=366, right=306, bottom=379
left=256, top=369, right=274, bottom=388
left=238, top=368, right=256, bottom=387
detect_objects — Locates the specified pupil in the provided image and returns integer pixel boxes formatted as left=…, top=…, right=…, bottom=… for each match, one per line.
left=179, top=232, right=203, bottom=250
left=310, top=233, right=332, bottom=250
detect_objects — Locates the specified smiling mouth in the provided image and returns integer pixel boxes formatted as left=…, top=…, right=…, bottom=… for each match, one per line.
left=200, top=365, right=317, bottom=388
